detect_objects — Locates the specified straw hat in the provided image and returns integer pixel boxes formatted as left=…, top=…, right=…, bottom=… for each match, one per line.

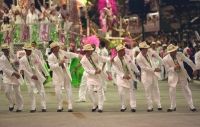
left=83, top=44, right=94, bottom=51
left=167, top=44, right=178, bottom=53
left=50, top=42, right=59, bottom=49
left=1, top=44, right=9, bottom=50
left=23, top=43, right=33, bottom=50
left=156, top=41, right=161, bottom=45
left=151, top=41, right=156, bottom=45
left=139, top=41, right=150, bottom=49
left=116, top=44, right=125, bottom=52
left=162, top=44, right=167, bottom=47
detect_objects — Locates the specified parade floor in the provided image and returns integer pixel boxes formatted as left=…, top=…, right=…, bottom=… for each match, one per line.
left=0, top=80, right=200, bottom=127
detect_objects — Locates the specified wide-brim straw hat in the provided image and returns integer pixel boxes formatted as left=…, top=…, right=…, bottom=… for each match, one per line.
left=116, top=44, right=125, bottom=52
left=1, top=44, right=9, bottom=50
left=83, top=44, right=94, bottom=51
left=23, top=43, right=33, bottom=50
left=50, top=42, right=60, bottom=49
left=167, top=44, right=179, bottom=53
left=139, top=41, right=150, bottom=49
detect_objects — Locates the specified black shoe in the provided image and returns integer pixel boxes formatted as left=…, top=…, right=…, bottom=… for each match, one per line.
left=57, top=108, right=63, bottom=112
left=42, top=109, right=47, bottom=112
left=68, top=109, right=73, bottom=112
left=158, top=108, right=163, bottom=111
left=98, top=109, right=103, bottom=113
left=30, top=109, right=36, bottom=113
left=16, top=109, right=22, bottom=112
left=120, top=108, right=127, bottom=112
left=190, top=108, right=197, bottom=112
left=9, top=107, right=14, bottom=112
left=131, top=109, right=136, bottom=112
left=167, top=108, right=176, bottom=112
left=147, top=108, right=153, bottom=112
left=91, top=106, right=98, bottom=112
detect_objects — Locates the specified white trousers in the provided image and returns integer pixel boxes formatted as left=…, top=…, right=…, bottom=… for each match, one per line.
left=143, top=77, right=162, bottom=109
left=27, top=80, right=46, bottom=110
left=117, top=84, right=136, bottom=109
left=169, top=75, right=195, bottom=109
left=54, top=77, right=73, bottom=110
left=4, top=84, right=23, bottom=110
left=78, top=72, right=87, bottom=101
left=87, top=84, right=104, bottom=110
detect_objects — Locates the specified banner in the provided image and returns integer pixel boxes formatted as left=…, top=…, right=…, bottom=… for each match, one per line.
left=39, top=23, right=49, bottom=42
left=13, top=24, right=21, bottom=43
left=30, top=24, right=39, bottom=42
left=21, top=24, right=30, bottom=42
left=50, top=24, right=58, bottom=41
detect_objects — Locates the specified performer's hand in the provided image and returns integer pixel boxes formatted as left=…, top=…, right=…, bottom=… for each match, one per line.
left=20, top=70, right=24, bottom=75
left=174, top=64, right=181, bottom=71
left=31, top=75, right=38, bottom=80
left=12, top=72, right=20, bottom=79
left=123, top=75, right=131, bottom=80
left=193, top=70, right=197, bottom=77
left=95, top=69, right=101, bottom=74
left=110, top=58, right=114, bottom=63
left=154, top=68, right=161, bottom=72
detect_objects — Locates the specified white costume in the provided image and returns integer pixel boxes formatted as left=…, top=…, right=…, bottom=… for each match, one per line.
left=163, top=52, right=196, bottom=110
left=48, top=49, right=79, bottom=110
left=19, top=52, right=46, bottom=111
left=80, top=52, right=109, bottom=111
left=112, top=54, right=139, bottom=110
left=0, top=53, right=23, bottom=111
left=195, top=51, right=200, bottom=70
left=136, top=50, right=162, bottom=110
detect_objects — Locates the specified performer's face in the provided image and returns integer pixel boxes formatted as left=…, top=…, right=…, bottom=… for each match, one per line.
left=2, top=49, right=9, bottom=56
left=25, top=50, right=32, bottom=56
left=52, top=46, right=60, bottom=54
left=141, top=48, right=148, bottom=55
left=86, top=50, right=93, bottom=56
left=170, top=50, right=177, bottom=57
left=118, top=49, right=125, bottom=57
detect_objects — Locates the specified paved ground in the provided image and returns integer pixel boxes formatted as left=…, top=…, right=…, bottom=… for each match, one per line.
left=0, top=80, right=200, bottom=127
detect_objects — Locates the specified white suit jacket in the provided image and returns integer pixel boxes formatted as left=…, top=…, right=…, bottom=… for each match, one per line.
left=80, top=52, right=109, bottom=86
left=0, top=54, right=21, bottom=85
left=163, top=52, right=196, bottom=87
left=195, top=51, right=200, bottom=70
left=32, top=48, right=49, bottom=76
left=112, top=54, right=139, bottom=88
left=48, top=50, right=79, bottom=86
left=136, top=50, right=162, bottom=87
left=19, top=53, right=45, bottom=85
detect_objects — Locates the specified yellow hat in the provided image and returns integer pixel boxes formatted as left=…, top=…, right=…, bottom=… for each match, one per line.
left=139, top=41, right=150, bottom=49
left=83, top=44, right=94, bottom=51
left=167, top=44, right=178, bottom=53
left=1, top=44, right=9, bottom=49
left=50, top=42, right=59, bottom=49
left=23, top=43, right=33, bottom=50
left=116, top=44, right=125, bottom=52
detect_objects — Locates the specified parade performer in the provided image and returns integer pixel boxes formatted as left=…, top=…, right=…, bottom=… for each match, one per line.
left=163, top=44, right=197, bottom=112
left=0, top=44, right=23, bottom=112
left=112, top=44, right=140, bottom=112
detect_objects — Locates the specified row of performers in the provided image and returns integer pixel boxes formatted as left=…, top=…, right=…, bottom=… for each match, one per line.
left=0, top=37, right=199, bottom=113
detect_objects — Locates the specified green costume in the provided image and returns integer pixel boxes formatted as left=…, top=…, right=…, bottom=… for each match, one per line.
left=70, top=58, right=84, bottom=88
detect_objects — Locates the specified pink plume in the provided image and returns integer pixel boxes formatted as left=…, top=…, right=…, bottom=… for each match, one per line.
left=98, top=0, right=118, bottom=15
left=82, top=35, right=100, bottom=47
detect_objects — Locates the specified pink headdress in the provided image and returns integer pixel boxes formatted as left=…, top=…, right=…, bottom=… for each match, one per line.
left=98, top=0, right=118, bottom=15
left=82, top=35, right=100, bottom=47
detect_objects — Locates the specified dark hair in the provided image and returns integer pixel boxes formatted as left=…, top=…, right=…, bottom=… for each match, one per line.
left=32, top=41, right=37, bottom=45
left=3, top=17, right=10, bottom=24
